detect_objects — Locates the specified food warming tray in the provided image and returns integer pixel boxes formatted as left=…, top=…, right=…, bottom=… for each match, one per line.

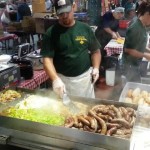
left=0, top=88, right=138, bottom=150
left=119, top=82, right=150, bottom=102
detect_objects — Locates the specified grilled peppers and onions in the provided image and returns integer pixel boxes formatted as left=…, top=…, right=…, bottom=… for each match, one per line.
left=1, top=107, right=65, bottom=126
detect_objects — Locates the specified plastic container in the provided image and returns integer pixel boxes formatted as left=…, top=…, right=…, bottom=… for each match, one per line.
left=130, top=125, right=150, bottom=150
left=135, top=105, right=150, bottom=128
left=119, top=82, right=150, bottom=103
left=130, top=106, right=150, bottom=150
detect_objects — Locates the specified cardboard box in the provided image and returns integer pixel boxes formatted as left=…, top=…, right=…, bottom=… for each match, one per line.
left=32, top=2, right=46, bottom=13
left=33, top=13, right=58, bottom=34
left=32, top=0, right=45, bottom=3
left=0, top=65, right=20, bottom=89
left=22, top=16, right=36, bottom=32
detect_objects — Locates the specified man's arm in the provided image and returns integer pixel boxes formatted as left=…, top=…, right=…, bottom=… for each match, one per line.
left=146, top=47, right=150, bottom=51
left=125, top=48, right=150, bottom=60
left=91, top=49, right=101, bottom=69
left=104, top=27, right=118, bottom=39
left=90, top=50, right=101, bottom=83
left=43, top=57, right=59, bottom=81
left=116, top=32, right=121, bottom=38
left=43, top=57, right=66, bottom=98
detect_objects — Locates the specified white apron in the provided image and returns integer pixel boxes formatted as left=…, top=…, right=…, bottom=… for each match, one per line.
left=58, top=68, right=95, bottom=98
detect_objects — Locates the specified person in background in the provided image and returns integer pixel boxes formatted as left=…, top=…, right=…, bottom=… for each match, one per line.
left=45, top=0, right=52, bottom=11
left=6, top=0, right=18, bottom=22
left=0, top=1, right=11, bottom=31
left=124, top=0, right=135, bottom=16
left=122, top=2, right=150, bottom=82
left=125, top=7, right=136, bottom=21
left=109, top=0, right=116, bottom=10
left=17, top=0, right=31, bottom=21
left=135, top=0, right=147, bottom=14
left=95, top=7, right=124, bottom=58
left=0, top=2, right=5, bottom=26
left=41, top=0, right=101, bottom=99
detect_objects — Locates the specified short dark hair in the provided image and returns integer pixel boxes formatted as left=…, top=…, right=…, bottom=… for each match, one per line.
left=0, top=2, right=6, bottom=9
left=137, top=2, right=150, bottom=16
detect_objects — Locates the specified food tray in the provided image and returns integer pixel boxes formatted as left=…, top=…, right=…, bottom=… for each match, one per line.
left=119, top=82, right=150, bottom=104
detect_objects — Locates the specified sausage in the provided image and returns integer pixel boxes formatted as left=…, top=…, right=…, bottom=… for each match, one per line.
left=107, top=115, right=113, bottom=121
left=89, top=110, right=107, bottom=135
left=97, top=113, right=108, bottom=120
left=84, top=116, right=94, bottom=128
left=83, top=125, right=96, bottom=132
left=111, top=119, right=131, bottom=128
left=119, top=107, right=133, bottom=122
left=118, top=107, right=124, bottom=117
left=97, top=114, right=112, bottom=122
left=116, top=129, right=125, bottom=135
left=107, top=110, right=115, bottom=118
left=116, top=129, right=132, bottom=135
left=120, top=107, right=127, bottom=117
left=125, top=114, right=131, bottom=122
left=124, top=129, right=132, bottom=135
left=64, top=117, right=74, bottom=128
left=106, top=127, right=117, bottom=136
left=126, top=107, right=136, bottom=116
left=91, top=105, right=106, bottom=111
left=97, top=129, right=102, bottom=133
left=96, top=108, right=108, bottom=114
left=78, top=122, right=83, bottom=128
left=73, top=116, right=79, bottom=127
left=106, top=123, right=122, bottom=129
left=78, top=115, right=90, bottom=126
left=84, top=116, right=98, bottom=131
left=92, top=118, right=98, bottom=132
left=130, top=116, right=136, bottom=127
left=110, top=105, right=122, bottom=118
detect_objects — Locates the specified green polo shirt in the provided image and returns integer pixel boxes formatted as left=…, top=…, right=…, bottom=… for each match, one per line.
left=41, top=21, right=101, bottom=77
left=122, top=19, right=147, bottom=66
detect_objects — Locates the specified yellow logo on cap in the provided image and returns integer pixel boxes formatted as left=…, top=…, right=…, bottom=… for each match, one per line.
left=75, top=36, right=87, bottom=44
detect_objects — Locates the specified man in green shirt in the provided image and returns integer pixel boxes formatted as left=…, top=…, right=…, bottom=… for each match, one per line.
left=41, top=0, right=101, bottom=98
left=122, top=2, right=150, bottom=82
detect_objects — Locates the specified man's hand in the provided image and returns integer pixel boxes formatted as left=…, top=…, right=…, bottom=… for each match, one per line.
left=112, top=32, right=118, bottom=39
left=91, top=68, right=99, bottom=84
left=144, top=52, right=150, bottom=61
left=52, top=78, right=66, bottom=98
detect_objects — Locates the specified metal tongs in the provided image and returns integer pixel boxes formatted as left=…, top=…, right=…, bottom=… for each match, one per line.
left=62, top=93, right=80, bottom=114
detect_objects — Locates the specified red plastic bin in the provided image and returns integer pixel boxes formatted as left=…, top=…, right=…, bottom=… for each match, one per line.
left=119, top=20, right=130, bottom=29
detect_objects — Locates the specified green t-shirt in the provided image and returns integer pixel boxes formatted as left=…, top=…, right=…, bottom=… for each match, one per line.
left=41, top=21, right=101, bottom=77
left=122, top=19, right=147, bottom=66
